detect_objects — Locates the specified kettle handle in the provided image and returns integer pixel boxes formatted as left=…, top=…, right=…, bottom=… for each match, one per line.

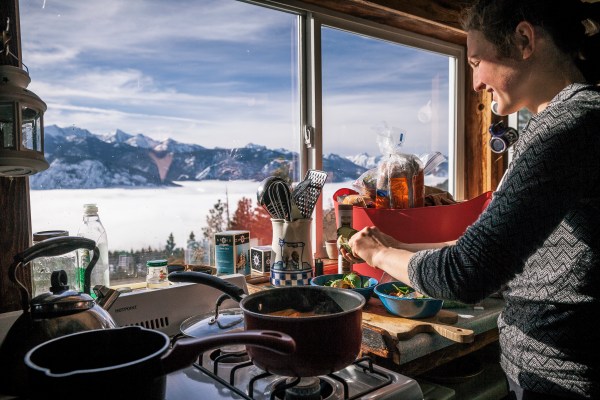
left=9, top=236, right=99, bottom=312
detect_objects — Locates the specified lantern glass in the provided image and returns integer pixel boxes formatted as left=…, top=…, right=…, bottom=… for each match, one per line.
left=21, top=105, right=42, bottom=152
left=0, top=103, right=15, bottom=149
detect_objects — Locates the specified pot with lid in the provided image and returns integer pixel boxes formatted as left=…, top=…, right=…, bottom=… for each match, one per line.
left=168, top=270, right=366, bottom=378
left=0, top=236, right=119, bottom=397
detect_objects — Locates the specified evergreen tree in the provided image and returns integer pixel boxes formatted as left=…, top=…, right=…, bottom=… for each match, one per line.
left=202, top=199, right=228, bottom=240
left=165, top=232, right=176, bottom=254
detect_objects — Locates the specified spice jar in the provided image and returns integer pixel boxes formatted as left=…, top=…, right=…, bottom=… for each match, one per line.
left=146, top=259, right=169, bottom=289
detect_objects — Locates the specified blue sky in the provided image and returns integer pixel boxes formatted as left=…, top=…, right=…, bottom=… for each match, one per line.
left=19, top=0, right=450, bottom=157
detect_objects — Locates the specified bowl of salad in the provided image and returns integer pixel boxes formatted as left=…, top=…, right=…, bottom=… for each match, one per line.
left=311, top=273, right=378, bottom=301
left=374, top=281, right=443, bottom=318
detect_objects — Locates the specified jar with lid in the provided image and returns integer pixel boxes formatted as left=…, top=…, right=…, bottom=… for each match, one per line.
left=146, top=259, right=169, bottom=289
left=31, top=230, right=80, bottom=297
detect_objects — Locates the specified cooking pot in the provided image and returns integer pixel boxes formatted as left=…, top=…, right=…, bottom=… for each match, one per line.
left=0, top=236, right=118, bottom=397
left=168, top=271, right=366, bottom=377
left=24, top=326, right=295, bottom=400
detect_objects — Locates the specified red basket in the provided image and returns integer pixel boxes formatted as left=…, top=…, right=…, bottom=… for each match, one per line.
left=334, top=190, right=493, bottom=280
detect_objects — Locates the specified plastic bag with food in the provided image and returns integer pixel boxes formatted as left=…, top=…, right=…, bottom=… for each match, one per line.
left=352, top=168, right=378, bottom=199
left=374, top=123, right=424, bottom=209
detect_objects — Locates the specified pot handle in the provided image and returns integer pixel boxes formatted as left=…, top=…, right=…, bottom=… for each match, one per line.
left=160, top=330, right=296, bottom=375
left=9, top=236, right=99, bottom=312
left=168, top=271, right=246, bottom=302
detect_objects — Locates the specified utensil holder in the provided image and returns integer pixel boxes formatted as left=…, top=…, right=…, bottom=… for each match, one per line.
left=271, top=218, right=313, bottom=286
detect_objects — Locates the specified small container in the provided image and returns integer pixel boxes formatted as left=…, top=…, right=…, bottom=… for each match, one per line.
left=314, top=258, right=324, bottom=276
left=146, top=259, right=169, bottom=289
left=325, top=239, right=338, bottom=260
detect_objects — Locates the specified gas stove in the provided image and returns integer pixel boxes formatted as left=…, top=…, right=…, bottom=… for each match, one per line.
left=165, top=347, right=423, bottom=399
left=104, top=275, right=423, bottom=400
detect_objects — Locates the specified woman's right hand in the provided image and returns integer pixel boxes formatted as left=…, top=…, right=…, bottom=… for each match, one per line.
left=341, top=226, right=393, bottom=266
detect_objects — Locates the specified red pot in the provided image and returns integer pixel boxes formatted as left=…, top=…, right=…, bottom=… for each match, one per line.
left=168, top=271, right=366, bottom=377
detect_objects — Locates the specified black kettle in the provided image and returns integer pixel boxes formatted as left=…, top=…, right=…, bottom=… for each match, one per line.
left=0, top=236, right=119, bottom=397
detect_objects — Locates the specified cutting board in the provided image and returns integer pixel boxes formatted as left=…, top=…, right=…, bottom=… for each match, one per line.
left=362, top=300, right=474, bottom=343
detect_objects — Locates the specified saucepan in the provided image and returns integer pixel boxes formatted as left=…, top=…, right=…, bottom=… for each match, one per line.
left=24, top=326, right=295, bottom=400
left=168, top=271, right=366, bottom=377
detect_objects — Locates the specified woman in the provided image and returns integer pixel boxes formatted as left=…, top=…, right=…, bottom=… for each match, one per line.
left=344, top=1, right=600, bottom=399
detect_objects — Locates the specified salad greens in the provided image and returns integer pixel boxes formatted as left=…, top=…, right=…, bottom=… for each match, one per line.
left=326, top=273, right=368, bottom=289
left=388, top=284, right=429, bottom=298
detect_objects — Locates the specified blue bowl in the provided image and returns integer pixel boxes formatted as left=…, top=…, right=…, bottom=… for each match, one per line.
left=310, top=273, right=378, bottom=302
left=374, top=281, right=443, bottom=318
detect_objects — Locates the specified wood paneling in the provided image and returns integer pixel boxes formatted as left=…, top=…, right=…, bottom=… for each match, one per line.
left=0, top=0, right=32, bottom=313
left=0, top=178, right=31, bottom=313
left=300, top=0, right=471, bottom=45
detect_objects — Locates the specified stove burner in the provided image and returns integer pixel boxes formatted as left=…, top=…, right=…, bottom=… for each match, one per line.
left=209, top=346, right=250, bottom=364
left=282, top=377, right=322, bottom=400
left=270, top=376, right=333, bottom=400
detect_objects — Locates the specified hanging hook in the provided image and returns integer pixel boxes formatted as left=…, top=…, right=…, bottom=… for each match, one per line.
left=2, top=17, right=22, bottom=63
left=2, top=17, right=12, bottom=57
left=1, top=17, right=28, bottom=72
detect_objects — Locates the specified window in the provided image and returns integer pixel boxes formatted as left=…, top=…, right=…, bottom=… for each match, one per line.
left=21, top=0, right=463, bottom=285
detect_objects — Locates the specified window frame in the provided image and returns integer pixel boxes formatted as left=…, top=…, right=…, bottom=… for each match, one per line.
left=248, top=0, right=466, bottom=254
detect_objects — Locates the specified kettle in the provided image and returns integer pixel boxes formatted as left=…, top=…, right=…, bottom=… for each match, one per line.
left=0, top=236, right=119, bottom=397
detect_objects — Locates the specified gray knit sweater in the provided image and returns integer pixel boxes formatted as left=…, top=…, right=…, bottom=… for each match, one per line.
left=409, top=83, right=600, bottom=398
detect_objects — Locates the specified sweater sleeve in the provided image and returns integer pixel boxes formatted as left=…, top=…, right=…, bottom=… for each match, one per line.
left=408, top=94, right=600, bottom=304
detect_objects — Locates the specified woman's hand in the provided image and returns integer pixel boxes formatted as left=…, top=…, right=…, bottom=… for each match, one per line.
left=341, top=226, right=395, bottom=266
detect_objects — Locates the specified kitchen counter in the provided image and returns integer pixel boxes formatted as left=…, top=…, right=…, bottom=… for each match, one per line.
left=247, top=282, right=504, bottom=377
left=361, top=296, right=503, bottom=377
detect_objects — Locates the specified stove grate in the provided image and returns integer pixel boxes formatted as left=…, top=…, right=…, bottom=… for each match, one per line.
left=198, top=352, right=395, bottom=400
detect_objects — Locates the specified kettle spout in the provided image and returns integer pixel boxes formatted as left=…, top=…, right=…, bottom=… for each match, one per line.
left=93, top=285, right=121, bottom=310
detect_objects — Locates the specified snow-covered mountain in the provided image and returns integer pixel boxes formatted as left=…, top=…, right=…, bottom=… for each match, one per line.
left=31, top=125, right=368, bottom=190
left=346, top=152, right=380, bottom=170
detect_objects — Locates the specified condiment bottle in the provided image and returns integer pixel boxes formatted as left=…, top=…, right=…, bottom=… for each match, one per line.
left=337, top=205, right=354, bottom=275
left=77, top=204, right=109, bottom=293
left=337, top=204, right=353, bottom=228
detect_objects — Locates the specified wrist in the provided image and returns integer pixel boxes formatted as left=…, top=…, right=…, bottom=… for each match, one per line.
left=371, top=246, right=391, bottom=270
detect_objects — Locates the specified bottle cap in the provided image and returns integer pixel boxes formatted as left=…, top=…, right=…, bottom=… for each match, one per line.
left=83, top=203, right=99, bottom=215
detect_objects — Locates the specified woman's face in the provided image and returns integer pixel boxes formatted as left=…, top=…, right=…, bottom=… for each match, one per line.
left=467, top=30, right=529, bottom=115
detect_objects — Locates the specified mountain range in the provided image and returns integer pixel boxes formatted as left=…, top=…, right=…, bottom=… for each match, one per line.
left=30, top=125, right=372, bottom=190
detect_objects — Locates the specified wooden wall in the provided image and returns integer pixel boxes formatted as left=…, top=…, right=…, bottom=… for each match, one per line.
left=0, top=0, right=505, bottom=312
left=1, top=0, right=32, bottom=313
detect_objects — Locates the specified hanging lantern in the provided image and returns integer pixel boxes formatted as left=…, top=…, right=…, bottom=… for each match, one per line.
left=0, top=64, right=48, bottom=177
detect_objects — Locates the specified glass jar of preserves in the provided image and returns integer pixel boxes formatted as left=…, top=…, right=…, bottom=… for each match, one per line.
left=146, top=259, right=169, bottom=289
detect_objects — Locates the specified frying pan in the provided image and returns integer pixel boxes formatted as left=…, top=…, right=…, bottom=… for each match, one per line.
left=24, top=326, right=295, bottom=400
left=168, top=271, right=366, bottom=377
